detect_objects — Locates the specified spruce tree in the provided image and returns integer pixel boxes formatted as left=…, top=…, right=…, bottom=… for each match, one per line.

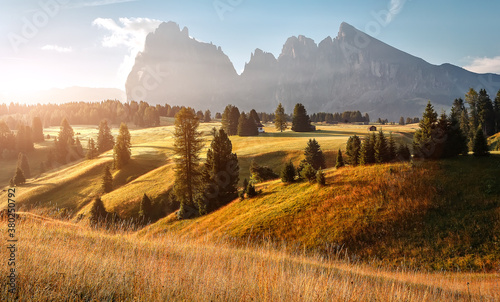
left=89, top=197, right=107, bottom=227
left=75, top=137, right=84, bottom=157
left=316, top=169, right=326, bottom=186
left=335, top=149, right=345, bottom=168
left=472, top=127, right=490, bottom=156
left=397, top=144, right=412, bottom=161
left=204, top=110, right=211, bottom=122
left=300, top=162, right=317, bottom=183
left=291, top=103, right=312, bottom=132
left=388, top=133, right=397, bottom=161
left=17, top=152, right=30, bottom=179
left=32, top=116, right=44, bottom=143
left=113, top=123, right=131, bottom=170
left=374, top=131, right=390, bottom=163
left=139, top=193, right=152, bottom=221
left=102, top=165, right=113, bottom=193
left=413, top=101, right=438, bottom=158
left=229, top=106, right=240, bottom=136
left=173, top=108, right=204, bottom=219
left=275, top=103, right=288, bottom=132
left=345, top=135, right=361, bottom=166
left=281, top=161, right=296, bottom=183
left=97, top=120, right=115, bottom=153
left=12, top=167, right=26, bottom=186
left=199, top=128, right=239, bottom=214
left=304, top=139, right=326, bottom=170
left=56, top=118, right=75, bottom=163
left=249, top=109, right=260, bottom=123
left=86, top=138, right=98, bottom=160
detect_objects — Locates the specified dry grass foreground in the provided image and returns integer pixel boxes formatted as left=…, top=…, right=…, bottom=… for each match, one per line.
left=0, top=213, right=498, bottom=301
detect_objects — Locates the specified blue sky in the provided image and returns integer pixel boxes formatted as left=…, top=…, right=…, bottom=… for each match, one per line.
left=1, top=0, right=500, bottom=101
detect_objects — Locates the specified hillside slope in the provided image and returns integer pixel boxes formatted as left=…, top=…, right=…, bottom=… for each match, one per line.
left=142, top=157, right=500, bottom=271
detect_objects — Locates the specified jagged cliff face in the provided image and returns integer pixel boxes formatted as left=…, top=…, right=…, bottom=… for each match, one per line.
left=125, top=22, right=237, bottom=109
left=126, top=22, right=500, bottom=120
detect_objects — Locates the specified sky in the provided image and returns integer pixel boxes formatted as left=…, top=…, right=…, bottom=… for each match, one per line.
left=1, top=0, right=500, bottom=103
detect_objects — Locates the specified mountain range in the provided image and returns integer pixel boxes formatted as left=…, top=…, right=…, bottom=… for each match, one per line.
left=125, top=21, right=500, bottom=120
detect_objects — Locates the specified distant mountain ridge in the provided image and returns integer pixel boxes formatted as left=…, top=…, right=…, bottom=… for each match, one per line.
left=126, top=21, right=500, bottom=120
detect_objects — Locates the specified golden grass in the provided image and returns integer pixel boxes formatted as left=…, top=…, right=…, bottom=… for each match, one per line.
left=1, top=214, right=498, bottom=301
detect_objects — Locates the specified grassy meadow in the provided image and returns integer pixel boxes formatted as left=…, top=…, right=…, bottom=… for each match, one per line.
left=1, top=121, right=499, bottom=301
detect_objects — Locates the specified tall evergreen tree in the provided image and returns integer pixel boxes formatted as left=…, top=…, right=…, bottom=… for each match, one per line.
left=304, top=139, right=326, bottom=170
left=275, top=103, right=287, bottom=132
left=86, top=138, right=98, bottom=159
left=199, top=128, right=239, bottom=214
left=472, top=127, right=490, bottom=156
left=291, top=103, right=313, bottom=132
left=17, top=152, right=30, bottom=179
left=397, top=144, right=412, bottom=161
left=102, top=165, right=113, bottom=193
left=399, top=117, right=405, bottom=125
left=173, top=108, right=204, bottom=219
left=374, top=131, right=390, bottom=163
left=335, top=149, right=345, bottom=168
left=75, top=137, right=84, bottom=158
left=97, top=120, right=114, bottom=153
left=204, top=110, right=211, bottom=122
left=229, top=106, right=240, bottom=136
left=249, top=109, right=260, bottom=123
left=237, top=112, right=259, bottom=136
left=89, top=197, right=107, bottom=227
left=465, top=88, right=479, bottom=139
left=281, top=161, right=296, bottom=183
left=388, top=133, right=397, bottom=161
left=32, top=116, right=44, bottom=143
left=113, top=123, right=131, bottom=170
left=139, top=193, right=153, bottom=221
left=413, top=101, right=438, bottom=159
left=56, top=118, right=75, bottom=163
left=477, top=89, right=496, bottom=136
left=12, top=167, right=26, bottom=186
left=359, top=134, right=375, bottom=165
left=494, top=89, right=500, bottom=133
left=345, top=135, right=361, bottom=166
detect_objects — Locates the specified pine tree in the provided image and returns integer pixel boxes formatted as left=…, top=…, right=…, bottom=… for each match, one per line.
left=281, top=161, right=296, bottom=183
left=249, top=109, right=260, bottom=123
left=413, top=101, right=438, bottom=159
left=32, top=116, right=44, bottom=142
left=86, top=138, right=98, bottom=160
left=199, top=128, right=239, bottom=214
left=246, top=183, right=257, bottom=197
left=204, top=110, right=211, bottom=122
left=316, top=169, right=326, bottom=186
left=229, top=106, right=240, bottom=136
left=97, top=120, right=114, bottom=153
left=173, top=108, right=204, bottom=219
left=113, top=123, right=131, bottom=170
left=399, top=117, right=405, bottom=125
left=139, top=193, right=153, bottom=221
left=300, top=162, right=317, bottom=183
left=374, top=131, right=389, bottom=163
left=472, top=127, right=490, bottom=156
left=17, top=152, right=30, bottom=179
left=89, top=197, right=107, bottom=227
left=275, top=103, right=287, bottom=132
left=345, top=135, right=361, bottom=166
left=291, top=103, right=313, bottom=132
left=102, top=165, right=113, bottom=193
left=359, top=134, right=375, bottom=165
left=335, top=149, right=345, bottom=168
left=12, top=167, right=26, bottom=186
left=388, top=133, right=397, bottom=161
left=75, top=137, right=84, bottom=157
left=304, top=139, right=326, bottom=170
left=56, top=118, right=75, bottom=163
left=397, top=144, right=412, bottom=161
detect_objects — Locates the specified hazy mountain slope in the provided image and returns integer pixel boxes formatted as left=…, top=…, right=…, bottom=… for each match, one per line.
left=126, top=22, right=500, bottom=120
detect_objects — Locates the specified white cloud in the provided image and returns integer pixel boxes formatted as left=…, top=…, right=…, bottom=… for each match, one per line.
left=463, top=56, right=500, bottom=74
left=41, top=45, right=73, bottom=53
left=93, top=17, right=162, bottom=86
